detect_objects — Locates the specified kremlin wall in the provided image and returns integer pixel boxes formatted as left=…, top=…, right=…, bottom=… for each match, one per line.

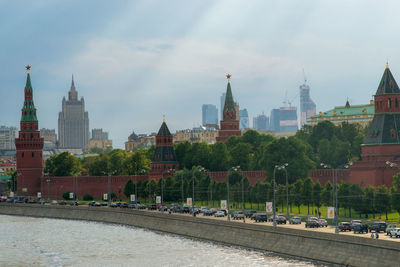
left=15, top=66, right=400, bottom=198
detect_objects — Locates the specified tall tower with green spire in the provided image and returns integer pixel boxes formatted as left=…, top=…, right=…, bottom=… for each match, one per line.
left=216, top=74, right=242, bottom=142
left=15, top=66, right=44, bottom=196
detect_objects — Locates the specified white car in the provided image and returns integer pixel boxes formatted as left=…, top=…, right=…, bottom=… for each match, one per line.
left=389, top=228, right=400, bottom=238
left=214, top=211, right=225, bottom=217
left=51, top=200, right=57, bottom=205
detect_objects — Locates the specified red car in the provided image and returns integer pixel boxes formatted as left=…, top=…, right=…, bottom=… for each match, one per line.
left=338, top=222, right=351, bottom=231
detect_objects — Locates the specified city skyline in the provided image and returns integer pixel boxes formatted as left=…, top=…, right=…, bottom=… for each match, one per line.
left=1, top=1, right=399, bottom=148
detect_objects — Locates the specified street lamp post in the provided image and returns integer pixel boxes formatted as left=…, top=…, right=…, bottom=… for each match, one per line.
left=321, top=162, right=351, bottom=234
left=272, top=163, right=289, bottom=226
left=192, top=167, right=205, bottom=217
left=227, top=166, right=240, bottom=221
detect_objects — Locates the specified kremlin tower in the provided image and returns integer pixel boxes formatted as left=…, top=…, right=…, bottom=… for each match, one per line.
left=216, top=74, right=242, bottom=142
left=15, top=66, right=44, bottom=196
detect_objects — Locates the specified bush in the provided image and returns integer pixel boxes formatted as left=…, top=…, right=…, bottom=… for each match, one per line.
left=62, top=191, right=72, bottom=200
left=83, top=194, right=94, bottom=201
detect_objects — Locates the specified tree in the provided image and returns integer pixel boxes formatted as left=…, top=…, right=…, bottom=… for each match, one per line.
left=391, top=173, right=400, bottom=214
left=229, top=143, right=252, bottom=171
left=349, top=183, right=364, bottom=217
left=301, top=178, right=313, bottom=215
left=124, top=150, right=151, bottom=175
left=363, top=185, right=375, bottom=218
left=209, top=142, right=230, bottom=171
left=293, top=179, right=303, bottom=214
left=321, top=181, right=333, bottom=207
left=375, top=185, right=390, bottom=220
left=45, top=152, right=81, bottom=176
left=338, top=182, right=351, bottom=216
left=313, top=182, right=322, bottom=214
left=123, top=178, right=135, bottom=198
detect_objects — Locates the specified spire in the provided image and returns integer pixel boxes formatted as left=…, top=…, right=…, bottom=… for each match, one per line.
left=376, top=64, right=400, bottom=95
left=223, top=74, right=236, bottom=118
left=157, top=121, right=172, bottom=136
left=21, top=65, right=38, bottom=122
left=68, top=74, right=78, bottom=100
left=345, top=98, right=350, bottom=108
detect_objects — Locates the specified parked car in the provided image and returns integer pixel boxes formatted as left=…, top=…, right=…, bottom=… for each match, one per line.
left=120, top=203, right=129, bottom=208
left=69, top=201, right=79, bottom=206
left=219, top=209, right=228, bottom=216
left=233, top=211, right=245, bottom=220
left=89, top=201, right=96, bottom=206
left=147, top=204, right=157, bottom=210
left=94, top=202, right=102, bottom=207
left=388, top=228, right=400, bottom=238
left=109, top=203, right=118, bottom=208
left=59, top=201, right=67, bottom=205
left=214, top=211, right=225, bottom=217
left=351, top=220, right=362, bottom=230
left=305, top=220, right=320, bottom=228
left=318, top=219, right=328, bottom=227
left=100, top=202, right=107, bottom=207
left=158, top=205, right=168, bottom=212
left=386, top=224, right=398, bottom=235
left=182, top=206, right=191, bottom=213
left=51, top=200, right=58, bottom=205
left=289, top=217, right=302, bottom=224
left=128, top=204, right=136, bottom=209
left=203, top=209, right=213, bottom=216
left=353, top=224, right=369, bottom=234
left=171, top=206, right=182, bottom=213
left=369, top=222, right=387, bottom=233
left=338, top=222, right=352, bottom=232
left=245, top=210, right=257, bottom=218
left=254, top=214, right=267, bottom=222
left=137, top=204, right=146, bottom=209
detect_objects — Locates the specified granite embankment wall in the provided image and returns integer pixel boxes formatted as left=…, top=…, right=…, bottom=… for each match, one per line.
left=1, top=204, right=399, bottom=267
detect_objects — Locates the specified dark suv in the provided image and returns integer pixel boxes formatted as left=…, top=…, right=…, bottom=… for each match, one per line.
left=254, top=214, right=267, bottom=222
left=369, top=222, right=387, bottom=233
left=353, top=224, right=368, bottom=234
left=305, top=220, right=320, bottom=228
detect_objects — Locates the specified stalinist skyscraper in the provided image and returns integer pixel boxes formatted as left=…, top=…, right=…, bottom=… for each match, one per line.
left=58, top=76, right=89, bottom=150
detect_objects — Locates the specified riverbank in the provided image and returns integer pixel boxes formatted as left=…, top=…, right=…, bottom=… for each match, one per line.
left=1, top=204, right=399, bottom=267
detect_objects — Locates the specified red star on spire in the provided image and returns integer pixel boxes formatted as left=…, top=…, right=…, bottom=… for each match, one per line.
left=25, top=65, right=31, bottom=73
left=226, top=74, right=231, bottom=80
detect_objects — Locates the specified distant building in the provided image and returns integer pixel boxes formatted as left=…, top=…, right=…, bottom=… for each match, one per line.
left=91, top=128, right=108, bottom=140
left=86, top=128, right=112, bottom=151
left=239, top=109, right=249, bottom=130
left=307, top=100, right=374, bottom=127
left=58, top=76, right=89, bottom=150
left=299, top=81, right=316, bottom=127
left=253, top=113, right=269, bottom=131
left=220, top=93, right=226, bottom=119
left=217, top=75, right=242, bottom=142
left=125, top=131, right=156, bottom=152
left=40, top=128, right=57, bottom=144
left=202, top=104, right=218, bottom=126
left=270, top=107, right=298, bottom=133
left=0, top=126, right=17, bottom=150
left=175, top=126, right=218, bottom=144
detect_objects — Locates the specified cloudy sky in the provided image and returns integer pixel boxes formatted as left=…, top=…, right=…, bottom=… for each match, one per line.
left=1, top=0, right=400, bottom=148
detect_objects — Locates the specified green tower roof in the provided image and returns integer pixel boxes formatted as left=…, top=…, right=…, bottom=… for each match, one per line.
left=223, top=80, right=235, bottom=113
left=21, top=72, right=38, bottom=122
left=375, top=64, right=400, bottom=95
left=157, top=121, right=172, bottom=136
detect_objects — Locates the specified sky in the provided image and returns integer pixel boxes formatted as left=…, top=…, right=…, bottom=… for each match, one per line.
left=2, top=0, right=400, bottom=148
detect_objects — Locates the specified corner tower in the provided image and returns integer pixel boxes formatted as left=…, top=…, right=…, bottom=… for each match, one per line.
left=216, top=74, right=241, bottom=142
left=149, top=120, right=178, bottom=180
left=15, top=66, right=44, bottom=196
left=362, top=63, right=400, bottom=160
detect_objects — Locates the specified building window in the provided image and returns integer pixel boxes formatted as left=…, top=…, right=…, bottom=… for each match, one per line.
left=396, top=98, right=399, bottom=108
left=32, top=152, right=34, bottom=157
left=22, top=152, right=24, bottom=158
left=388, top=98, right=392, bottom=109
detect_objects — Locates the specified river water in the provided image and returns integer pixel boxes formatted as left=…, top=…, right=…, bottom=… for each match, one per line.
left=0, top=215, right=324, bottom=267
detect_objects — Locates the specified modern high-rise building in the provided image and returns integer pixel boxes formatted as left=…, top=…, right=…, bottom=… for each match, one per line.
left=239, top=109, right=249, bottom=129
left=299, top=80, right=316, bottom=127
left=58, top=76, right=89, bottom=150
left=270, top=107, right=298, bottom=132
left=0, top=126, right=18, bottom=150
left=220, top=93, right=226, bottom=119
left=202, top=104, right=218, bottom=126
left=253, top=113, right=269, bottom=131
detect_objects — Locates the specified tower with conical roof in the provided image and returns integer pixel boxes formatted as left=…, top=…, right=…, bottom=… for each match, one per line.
left=349, top=64, right=400, bottom=187
left=149, top=120, right=179, bottom=180
left=216, top=74, right=242, bottom=142
left=15, top=66, right=44, bottom=196
left=58, top=75, right=89, bottom=150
